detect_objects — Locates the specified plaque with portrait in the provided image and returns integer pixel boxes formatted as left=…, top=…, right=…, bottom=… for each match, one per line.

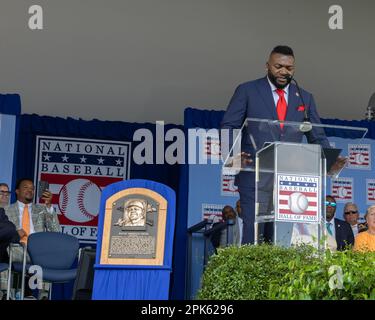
left=100, top=188, right=167, bottom=266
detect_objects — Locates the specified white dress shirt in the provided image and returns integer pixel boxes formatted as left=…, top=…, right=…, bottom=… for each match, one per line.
left=326, top=220, right=337, bottom=251
left=267, top=77, right=290, bottom=106
left=351, top=224, right=359, bottom=237
left=326, top=220, right=336, bottom=238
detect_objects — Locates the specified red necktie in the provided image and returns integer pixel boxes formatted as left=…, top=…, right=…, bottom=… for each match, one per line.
left=276, top=89, right=287, bottom=129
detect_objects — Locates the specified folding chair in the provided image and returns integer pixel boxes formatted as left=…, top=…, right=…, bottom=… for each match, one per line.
left=9, top=232, right=79, bottom=300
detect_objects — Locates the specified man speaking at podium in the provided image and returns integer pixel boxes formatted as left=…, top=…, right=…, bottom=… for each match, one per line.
left=221, top=45, right=336, bottom=244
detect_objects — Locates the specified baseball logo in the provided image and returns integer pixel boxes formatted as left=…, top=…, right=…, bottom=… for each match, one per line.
left=58, top=178, right=101, bottom=223
left=354, top=153, right=364, bottom=164
left=210, top=142, right=221, bottom=156
left=288, top=192, right=309, bottom=214
left=338, top=187, right=347, bottom=198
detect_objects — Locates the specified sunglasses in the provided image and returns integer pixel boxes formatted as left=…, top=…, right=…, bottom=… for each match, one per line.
left=344, top=210, right=358, bottom=215
left=325, top=201, right=337, bottom=207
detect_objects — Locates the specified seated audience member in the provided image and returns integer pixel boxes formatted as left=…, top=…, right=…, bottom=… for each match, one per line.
left=0, top=207, right=20, bottom=262
left=210, top=205, right=241, bottom=249
left=5, top=178, right=60, bottom=299
left=5, top=178, right=60, bottom=262
left=354, top=205, right=375, bottom=252
left=325, top=195, right=354, bottom=251
left=343, top=202, right=367, bottom=236
left=0, top=207, right=20, bottom=298
left=0, top=183, right=10, bottom=208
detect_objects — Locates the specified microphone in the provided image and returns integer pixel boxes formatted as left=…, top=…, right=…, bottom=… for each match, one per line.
left=285, top=75, right=312, bottom=132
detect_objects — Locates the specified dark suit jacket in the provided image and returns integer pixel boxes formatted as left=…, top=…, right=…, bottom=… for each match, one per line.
left=221, top=77, right=331, bottom=188
left=334, top=218, right=355, bottom=251
left=0, top=207, right=20, bottom=262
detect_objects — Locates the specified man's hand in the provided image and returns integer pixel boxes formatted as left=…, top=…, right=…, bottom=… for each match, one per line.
left=328, top=156, right=348, bottom=176
left=41, top=190, right=53, bottom=208
left=232, top=152, right=252, bottom=168
left=17, top=229, right=27, bottom=238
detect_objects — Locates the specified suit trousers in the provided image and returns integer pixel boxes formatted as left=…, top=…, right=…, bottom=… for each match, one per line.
left=239, top=186, right=255, bottom=244
left=238, top=171, right=275, bottom=245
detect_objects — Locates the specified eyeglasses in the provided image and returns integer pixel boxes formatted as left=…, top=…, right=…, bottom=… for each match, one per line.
left=325, top=201, right=336, bottom=207
left=344, top=210, right=358, bottom=215
left=0, top=191, right=10, bottom=197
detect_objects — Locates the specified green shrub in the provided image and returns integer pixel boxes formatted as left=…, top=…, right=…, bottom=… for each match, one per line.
left=197, top=244, right=375, bottom=300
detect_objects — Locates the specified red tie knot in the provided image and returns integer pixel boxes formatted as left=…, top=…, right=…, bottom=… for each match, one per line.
left=276, top=89, right=285, bottom=97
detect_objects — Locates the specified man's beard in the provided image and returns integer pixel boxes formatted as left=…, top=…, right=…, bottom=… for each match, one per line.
left=267, top=71, right=291, bottom=89
left=326, top=211, right=335, bottom=221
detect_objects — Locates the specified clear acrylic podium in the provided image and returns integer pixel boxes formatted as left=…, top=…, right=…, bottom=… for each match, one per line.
left=222, top=118, right=368, bottom=250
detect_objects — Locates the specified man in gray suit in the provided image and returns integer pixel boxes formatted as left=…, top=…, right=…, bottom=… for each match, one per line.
left=5, top=178, right=60, bottom=262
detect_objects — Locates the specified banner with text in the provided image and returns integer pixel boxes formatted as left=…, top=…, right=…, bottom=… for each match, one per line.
left=34, top=136, right=131, bottom=243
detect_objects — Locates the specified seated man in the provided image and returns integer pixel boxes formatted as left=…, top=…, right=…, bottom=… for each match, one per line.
left=0, top=207, right=20, bottom=298
left=0, top=183, right=10, bottom=208
left=5, top=178, right=60, bottom=299
left=325, top=195, right=354, bottom=251
left=210, top=205, right=241, bottom=250
left=0, top=207, right=20, bottom=262
left=5, top=178, right=60, bottom=261
left=343, top=202, right=367, bottom=236
left=291, top=195, right=355, bottom=251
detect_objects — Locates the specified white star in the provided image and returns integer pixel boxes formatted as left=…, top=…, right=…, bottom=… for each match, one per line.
left=116, top=159, right=123, bottom=166
left=98, top=157, right=105, bottom=164
left=80, top=156, right=87, bottom=163
left=43, top=154, right=51, bottom=161
left=62, top=155, right=69, bottom=162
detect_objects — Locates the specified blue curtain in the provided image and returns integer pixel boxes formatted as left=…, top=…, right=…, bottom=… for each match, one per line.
left=0, top=94, right=21, bottom=115
left=0, top=94, right=21, bottom=197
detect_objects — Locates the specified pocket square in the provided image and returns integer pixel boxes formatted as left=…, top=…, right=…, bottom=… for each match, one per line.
left=297, top=105, right=305, bottom=112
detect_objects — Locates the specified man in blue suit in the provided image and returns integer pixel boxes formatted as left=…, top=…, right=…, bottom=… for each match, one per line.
left=0, top=207, right=20, bottom=263
left=221, top=45, right=332, bottom=244
left=325, top=195, right=354, bottom=251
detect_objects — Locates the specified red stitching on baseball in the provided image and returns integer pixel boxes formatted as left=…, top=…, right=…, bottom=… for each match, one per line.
left=59, top=184, right=69, bottom=215
left=77, top=181, right=97, bottom=220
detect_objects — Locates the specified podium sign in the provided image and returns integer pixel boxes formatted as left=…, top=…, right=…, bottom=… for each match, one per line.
left=275, top=173, right=321, bottom=224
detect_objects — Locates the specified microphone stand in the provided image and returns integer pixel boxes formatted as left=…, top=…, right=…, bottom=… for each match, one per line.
left=288, top=76, right=312, bottom=132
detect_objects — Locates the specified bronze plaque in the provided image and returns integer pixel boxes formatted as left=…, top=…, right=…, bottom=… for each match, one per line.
left=100, top=188, right=167, bottom=266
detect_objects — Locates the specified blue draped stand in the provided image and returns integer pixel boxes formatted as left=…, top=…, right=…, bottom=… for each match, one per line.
left=92, top=179, right=176, bottom=300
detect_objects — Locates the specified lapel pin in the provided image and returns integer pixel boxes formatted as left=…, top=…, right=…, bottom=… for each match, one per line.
left=296, top=92, right=299, bottom=97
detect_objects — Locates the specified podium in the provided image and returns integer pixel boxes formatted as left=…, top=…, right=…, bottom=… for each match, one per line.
left=222, top=118, right=367, bottom=249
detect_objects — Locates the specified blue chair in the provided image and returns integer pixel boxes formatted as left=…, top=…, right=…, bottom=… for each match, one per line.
left=11, top=232, right=79, bottom=300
